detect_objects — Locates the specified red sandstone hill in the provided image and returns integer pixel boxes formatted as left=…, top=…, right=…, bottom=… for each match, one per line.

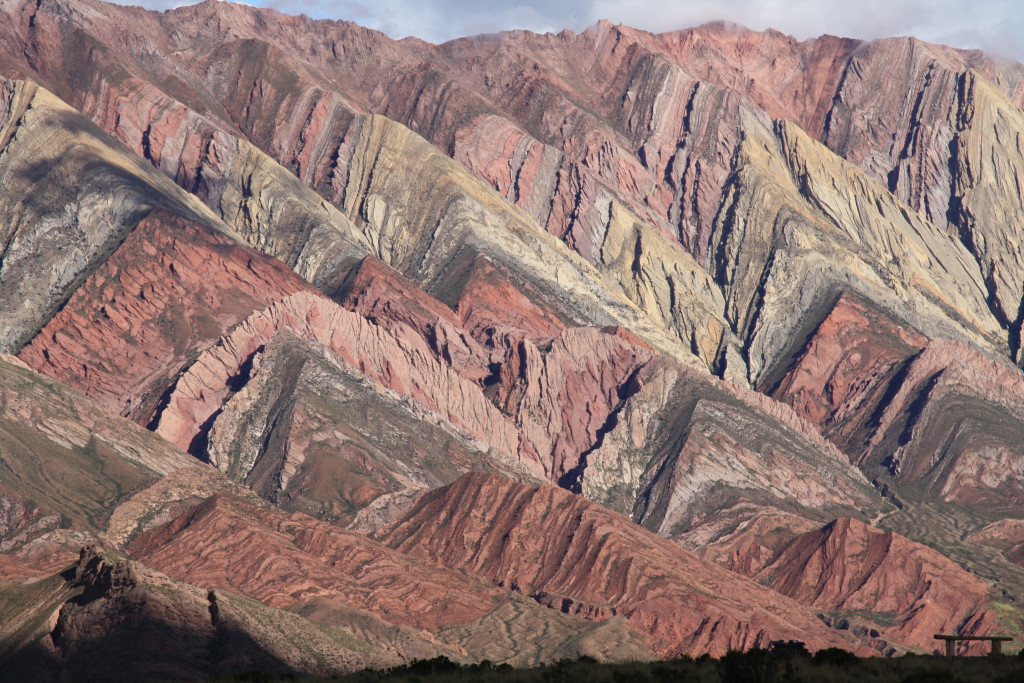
left=753, top=518, right=996, bottom=653
left=0, top=0, right=1023, bottom=674
left=378, top=472, right=864, bottom=656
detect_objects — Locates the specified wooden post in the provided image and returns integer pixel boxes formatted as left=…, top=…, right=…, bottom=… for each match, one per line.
left=945, top=639, right=955, bottom=657
left=992, top=639, right=1003, bottom=656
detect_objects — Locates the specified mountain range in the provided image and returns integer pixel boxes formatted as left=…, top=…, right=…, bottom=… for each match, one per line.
left=0, top=0, right=1023, bottom=678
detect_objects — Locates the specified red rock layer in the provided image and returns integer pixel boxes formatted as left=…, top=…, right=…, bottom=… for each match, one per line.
left=380, top=472, right=862, bottom=657
left=129, top=492, right=508, bottom=631
left=861, top=339, right=1024, bottom=510
left=150, top=290, right=534, bottom=472
left=333, top=256, right=493, bottom=381
left=17, top=209, right=308, bottom=420
left=449, top=255, right=566, bottom=344
left=766, top=292, right=1024, bottom=512
left=334, top=256, right=640, bottom=487
left=7, top=0, right=1017, bottom=274
left=755, top=518, right=997, bottom=653
left=769, top=293, right=927, bottom=453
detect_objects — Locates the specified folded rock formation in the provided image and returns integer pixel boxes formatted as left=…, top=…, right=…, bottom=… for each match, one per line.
left=0, top=0, right=1023, bottom=674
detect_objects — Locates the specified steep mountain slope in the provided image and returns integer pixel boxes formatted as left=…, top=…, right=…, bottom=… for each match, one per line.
left=0, top=547, right=401, bottom=681
left=0, top=0, right=1022, bottom=668
left=0, top=357, right=657, bottom=671
left=3, top=0, right=1019, bottom=386
left=379, top=472, right=864, bottom=656
left=0, top=77, right=223, bottom=353
left=0, top=72, right=884, bottom=546
left=753, top=518, right=996, bottom=653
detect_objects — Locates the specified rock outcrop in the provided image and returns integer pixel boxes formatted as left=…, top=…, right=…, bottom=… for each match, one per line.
left=17, top=208, right=310, bottom=420
left=1, top=0, right=1024, bottom=666
left=754, top=518, right=997, bottom=653
left=381, top=472, right=865, bottom=657
left=128, top=490, right=655, bottom=665
left=0, top=77, right=222, bottom=353
left=0, top=546, right=404, bottom=681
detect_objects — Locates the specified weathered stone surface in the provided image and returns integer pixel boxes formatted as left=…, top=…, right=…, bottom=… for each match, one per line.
left=381, top=472, right=865, bottom=657
left=0, top=546, right=404, bottom=681
left=149, top=290, right=538, bottom=476
left=18, top=208, right=309, bottom=420
left=769, top=292, right=927, bottom=452
left=967, top=519, right=1024, bottom=565
left=128, top=490, right=655, bottom=665
left=0, top=77, right=222, bottom=353
left=754, top=518, right=997, bottom=653
left=857, top=340, right=1024, bottom=511
left=198, top=331, right=523, bottom=523
left=2, top=0, right=1024, bottom=663
left=578, top=356, right=882, bottom=540
left=3, top=0, right=1023, bottom=382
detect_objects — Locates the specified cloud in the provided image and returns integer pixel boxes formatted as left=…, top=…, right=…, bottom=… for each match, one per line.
left=106, top=0, right=1024, bottom=60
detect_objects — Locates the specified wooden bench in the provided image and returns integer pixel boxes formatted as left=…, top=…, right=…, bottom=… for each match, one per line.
left=933, top=634, right=1013, bottom=656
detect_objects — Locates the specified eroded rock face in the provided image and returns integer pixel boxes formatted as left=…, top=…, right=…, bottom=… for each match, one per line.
left=380, top=473, right=871, bottom=657
left=4, top=0, right=1024, bottom=378
left=0, top=77, right=221, bottom=354
left=17, top=209, right=310, bottom=420
left=0, top=355, right=200, bottom=577
left=754, top=518, right=996, bottom=653
left=0, top=546, right=404, bottom=681
left=859, top=340, right=1024, bottom=511
left=769, top=293, right=927, bottom=453
left=126, top=490, right=655, bottom=665
left=578, top=356, right=881, bottom=541
left=2, top=0, right=1024, bottom=664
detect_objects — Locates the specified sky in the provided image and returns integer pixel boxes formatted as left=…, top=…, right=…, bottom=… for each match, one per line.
left=111, top=0, right=1024, bottom=61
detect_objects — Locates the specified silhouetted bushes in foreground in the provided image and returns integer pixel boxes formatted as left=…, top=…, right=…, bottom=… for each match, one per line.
left=218, top=647, right=1024, bottom=683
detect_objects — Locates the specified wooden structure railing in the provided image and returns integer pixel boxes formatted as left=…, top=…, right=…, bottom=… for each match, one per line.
left=933, top=634, right=1013, bottom=656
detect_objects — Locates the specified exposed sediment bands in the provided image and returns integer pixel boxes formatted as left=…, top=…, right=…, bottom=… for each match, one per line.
left=3, top=0, right=1024, bottom=663
left=820, top=43, right=1024, bottom=360
left=3, top=0, right=1024, bottom=380
left=770, top=292, right=927, bottom=452
left=334, top=255, right=497, bottom=379
left=380, top=472, right=862, bottom=657
left=0, top=358, right=194, bottom=477
left=149, top=290, right=539, bottom=477
left=718, top=114, right=1004, bottom=385
left=967, top=519, right=1024, bottom=566
left=127, top=489, right=654, bottom=666
left=129, top=493, right=505, bottom=631
left=857, top=339, right=1024, bottom=511
left=0, top=546, right=403, bottom=681
left=0, top=77, right=222, bottom=353
left=151, top=268, right=656, bottom=494
left=576, top=354, right=881, bottom=538
left=325, top=113, right=713, bottom=368
left=168, top=244, right=881, bottom=534
left=770, top=292, right=1024, bottom=512
left=754, top=518, right=996, bottom=653
left=447, top=255, right=567, bottom=343
left=946, top=73, right=1024, bottom=359
left=198, top=331, right=517, bottom=522
left=17, top=209, right=310, bottom=420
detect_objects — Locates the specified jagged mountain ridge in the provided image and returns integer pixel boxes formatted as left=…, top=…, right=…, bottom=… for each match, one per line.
left=0, top=0, right=1022, bottom=674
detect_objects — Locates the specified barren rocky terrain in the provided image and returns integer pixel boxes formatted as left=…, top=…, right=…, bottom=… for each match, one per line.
left=0, top=0, right=1022, bottom=677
